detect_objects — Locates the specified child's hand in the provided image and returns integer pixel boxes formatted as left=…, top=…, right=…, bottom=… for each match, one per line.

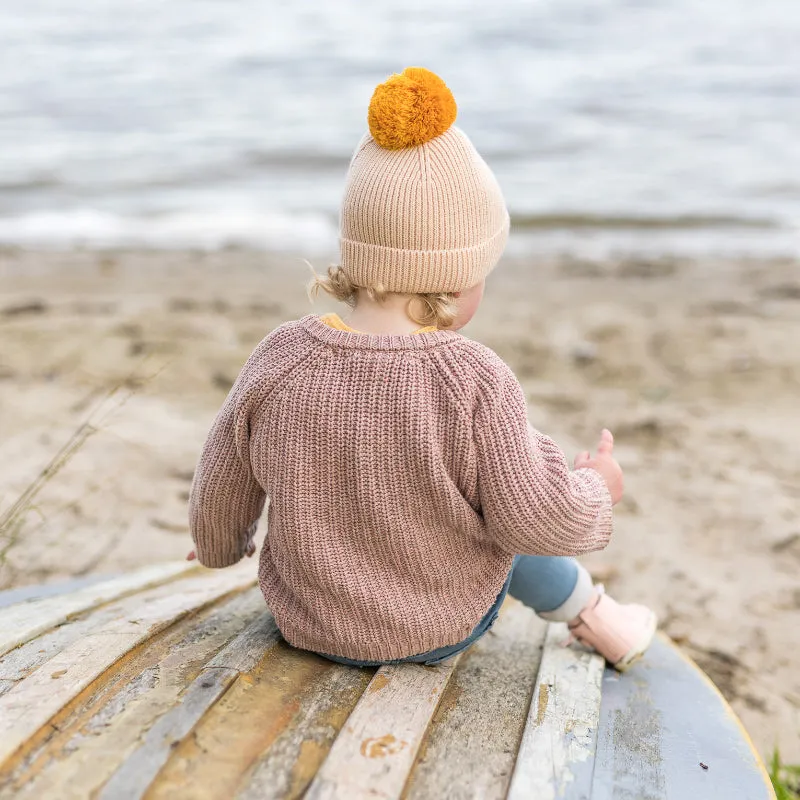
left=185, top=541, right=256, bottom=562
left=574, top=429, right=624, bottom=505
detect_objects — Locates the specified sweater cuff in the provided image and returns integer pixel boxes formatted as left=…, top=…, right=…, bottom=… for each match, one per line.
left=575, top=466, right=614, bottom=549
left=195, top=541, right=244, bottom=569
left=192, top=521, right=258, bottom=569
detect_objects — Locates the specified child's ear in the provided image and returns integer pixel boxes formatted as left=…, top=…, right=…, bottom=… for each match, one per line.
left=453, top=291, right=462, bottom=298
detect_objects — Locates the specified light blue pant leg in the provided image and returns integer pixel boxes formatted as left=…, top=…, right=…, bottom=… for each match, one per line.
left=508, top=555, right=581, bottom=614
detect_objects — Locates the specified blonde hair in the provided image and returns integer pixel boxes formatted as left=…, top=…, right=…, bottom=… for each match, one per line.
left=307, top=264, right=458, bottom=330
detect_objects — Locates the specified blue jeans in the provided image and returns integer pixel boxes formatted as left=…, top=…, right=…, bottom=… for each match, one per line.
left=319, top=555, right=580, bottom=667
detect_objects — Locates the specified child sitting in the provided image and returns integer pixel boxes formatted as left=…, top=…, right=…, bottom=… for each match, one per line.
left=188, top=67, right=656, bottom=670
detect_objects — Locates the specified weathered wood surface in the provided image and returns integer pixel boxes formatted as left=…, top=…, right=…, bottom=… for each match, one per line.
left=0, top=573, right=112, bottom=610
left=99, top=611, right=281, bottom=800
left=591, top=634, right=775, bottom=800
left=0, top=568, right=776, bottom=800
left=0, top=561, right=195, bottom=658
left=2, top=588, right=266, bottom=799
left=238, top=663, right=373, bottom=800
left=305, top=656, right=459, bottom=800
left=0, top=564, right=254, bottom=769
left=150, top=648, right=362, bottom=800
left=507, top=622, right=605, bottom=800
left=404, top=599, right=548, bottom=800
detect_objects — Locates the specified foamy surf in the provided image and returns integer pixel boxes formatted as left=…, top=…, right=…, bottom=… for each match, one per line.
left=0, top=208, right=795, bottom=260
left=2, top=0, right=799, bottom=257
left=0, top=209, right=338, bottom=252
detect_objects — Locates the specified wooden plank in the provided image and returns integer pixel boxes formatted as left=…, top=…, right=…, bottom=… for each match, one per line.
left=4, top=589, right=267, bottom=799
left=591, top=634, right=775, bottom=800
left=237, top=664, right=373, bottom=800
left=506, top=622, right=605, bottom=800
left=305, top=657, right=459, bottom=800
left=404, top=599, right=549, bottom=800
left=146, top=643, right=348, bottom=800
left=0, top=573, right=112, bottom=609
left=0, top=570, right=204, bottom=700
left=0, top=565, right=254, bottom=769
left=0, top=561, right=195, bottom=657
left=1, top=604, right=129, bottom=699
left=97, top=611, right=280, bottom=800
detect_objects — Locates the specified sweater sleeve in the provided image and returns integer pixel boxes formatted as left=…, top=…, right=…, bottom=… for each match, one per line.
left=189, top=379, right=267, bottom=568
left=473, top=365, right=613, bottom=556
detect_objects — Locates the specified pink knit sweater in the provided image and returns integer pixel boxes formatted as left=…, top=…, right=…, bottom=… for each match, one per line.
left=189, top=315, right=613, bottom=661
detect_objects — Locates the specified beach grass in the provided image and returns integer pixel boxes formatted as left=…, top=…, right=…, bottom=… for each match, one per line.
left=770, top=749, right=800, bottom=800
left=0, top=384, right=133, bottom=572
left=0, top=420, right=98, bottom=566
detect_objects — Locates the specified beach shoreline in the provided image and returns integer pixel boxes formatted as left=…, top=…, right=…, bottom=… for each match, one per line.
left=1, top=247, right=799, bottom=760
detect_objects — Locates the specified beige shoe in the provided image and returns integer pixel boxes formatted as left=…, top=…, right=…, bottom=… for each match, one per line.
left=567, top=586, right=657, bottom=671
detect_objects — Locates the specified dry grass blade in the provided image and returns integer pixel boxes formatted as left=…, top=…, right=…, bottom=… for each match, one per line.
left=0, top=384, right=133, bottom=566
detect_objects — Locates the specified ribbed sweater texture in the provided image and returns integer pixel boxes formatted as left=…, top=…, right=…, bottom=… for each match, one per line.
left=189, top=315, right=613, bottom=661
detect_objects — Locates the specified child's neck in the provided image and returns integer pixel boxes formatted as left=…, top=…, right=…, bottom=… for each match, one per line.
left=344, top=293, right=426, bottom=335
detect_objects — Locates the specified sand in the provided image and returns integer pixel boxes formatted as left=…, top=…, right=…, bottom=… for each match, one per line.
left=1, top=247, right=798, bottom=759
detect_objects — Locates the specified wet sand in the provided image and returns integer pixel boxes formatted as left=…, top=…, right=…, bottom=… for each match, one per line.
left=1, top=247, right=798, bottom=759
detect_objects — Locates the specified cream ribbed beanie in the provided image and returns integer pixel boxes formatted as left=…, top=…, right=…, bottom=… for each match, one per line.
left=339, top=68, right=509, bottom=295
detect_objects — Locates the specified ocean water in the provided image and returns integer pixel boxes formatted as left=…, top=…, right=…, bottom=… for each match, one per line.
left=1, top=0, right=798, bottom=257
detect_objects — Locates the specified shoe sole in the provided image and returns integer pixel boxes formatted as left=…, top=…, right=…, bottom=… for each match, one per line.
left=614, top=610, right=658, bottom=672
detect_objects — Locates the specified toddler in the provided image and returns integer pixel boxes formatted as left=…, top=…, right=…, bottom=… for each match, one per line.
left=188, top=67, right=656, bottom=671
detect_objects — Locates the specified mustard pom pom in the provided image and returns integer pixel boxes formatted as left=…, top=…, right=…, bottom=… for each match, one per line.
left=368, top=67, right=458, bottom=150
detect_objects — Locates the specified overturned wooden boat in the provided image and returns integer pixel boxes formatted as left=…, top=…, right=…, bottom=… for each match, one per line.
left=0, top=562, right=775, bottom=799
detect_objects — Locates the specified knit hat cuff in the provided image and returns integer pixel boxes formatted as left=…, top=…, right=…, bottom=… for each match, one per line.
left=340, top=217, right=509, bottom=294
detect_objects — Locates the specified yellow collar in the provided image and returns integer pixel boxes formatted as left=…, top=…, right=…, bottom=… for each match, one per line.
left=319, top=313, right=437, bottom=335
